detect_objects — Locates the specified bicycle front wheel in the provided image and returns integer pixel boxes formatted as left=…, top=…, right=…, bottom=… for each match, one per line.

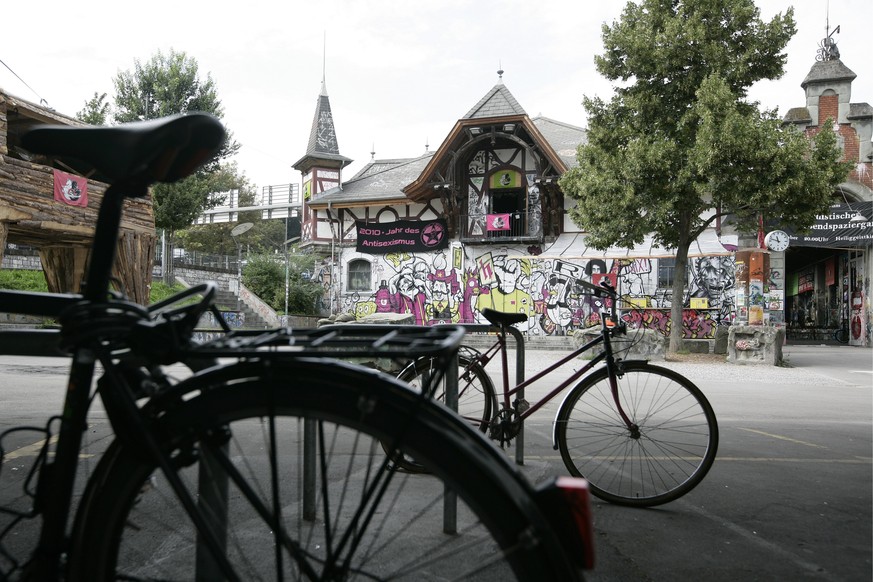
left=556, top=361, right=718, bottom=507
left=69, top=359, right=579, bottom=580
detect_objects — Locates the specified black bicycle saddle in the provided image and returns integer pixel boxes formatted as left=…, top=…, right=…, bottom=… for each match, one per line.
left=481, top=308, right=529, bottom=327
left=22, top=113, right=225, bottom=188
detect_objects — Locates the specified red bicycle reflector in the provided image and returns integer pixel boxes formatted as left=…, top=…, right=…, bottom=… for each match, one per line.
left=535, top=476, right=595, bottom=570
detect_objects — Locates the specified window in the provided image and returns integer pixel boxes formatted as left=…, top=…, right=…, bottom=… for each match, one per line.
left=347, top=259, right=371, bottom=292
left=658, top=258, right=675, bottom=288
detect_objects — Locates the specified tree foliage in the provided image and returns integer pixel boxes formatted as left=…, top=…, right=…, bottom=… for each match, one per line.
left=559, top=0, right=849, bottom=351
left=112, top=49, right=241, bottom=232
left=76, top=92, right=110, bottom=125
left=242, top=253, right=322, bottom=315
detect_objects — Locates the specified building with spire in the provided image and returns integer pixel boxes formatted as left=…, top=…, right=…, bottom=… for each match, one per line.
left=293, top=80, right=352, bottom=245
left=777, top=29, right=872, bottom=346
left=296, top=72, right=734, bottom=338
left=293, top=43, right=870, bottom=345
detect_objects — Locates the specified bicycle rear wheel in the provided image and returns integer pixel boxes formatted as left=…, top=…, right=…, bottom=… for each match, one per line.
left=556, top=361, right=718, bottom=507
left=69, top=359, right=579, bottom=580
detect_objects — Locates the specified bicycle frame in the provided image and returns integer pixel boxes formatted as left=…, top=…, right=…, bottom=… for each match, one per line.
left=0, top=115, right=230, bottom=579
left=461, top=308, right=639, bottom=431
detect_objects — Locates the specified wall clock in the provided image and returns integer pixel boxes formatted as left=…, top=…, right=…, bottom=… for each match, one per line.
left=764, top=230, right=790, bottom=251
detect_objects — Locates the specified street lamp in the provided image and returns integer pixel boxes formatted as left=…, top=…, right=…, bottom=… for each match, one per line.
left=284, top=236, right=301, bottom=320
left=230, top=222, right=254, bottom=311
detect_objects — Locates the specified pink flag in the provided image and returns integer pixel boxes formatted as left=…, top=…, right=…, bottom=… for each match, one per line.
left=486, top=213, right=511, bottom=231
left=53, top=169, right=88, bottom=207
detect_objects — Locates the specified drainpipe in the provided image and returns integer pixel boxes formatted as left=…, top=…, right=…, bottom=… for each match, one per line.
left=327, top=202, right=337, bottom=314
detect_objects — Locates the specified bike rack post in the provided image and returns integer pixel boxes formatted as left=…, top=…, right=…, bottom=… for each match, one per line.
left=303, top=419, right=316, bottom=521
left=195, top=444, right=229, bottom=581
left=504, top=326, right=526, bottom=465
left=443, top=350, right=458, bottom=534
left=460, top=324, right=526, bottom=464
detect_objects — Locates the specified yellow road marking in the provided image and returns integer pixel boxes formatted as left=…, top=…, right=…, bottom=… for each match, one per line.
left=3, top=435, right=94, bottom=461
left=738, top=427, right=827, bottom=449
left=3, top=435, right=58, bottom=461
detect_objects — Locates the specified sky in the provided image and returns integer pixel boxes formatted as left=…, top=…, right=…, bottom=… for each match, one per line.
left=2, top=0, right=871, bottom=193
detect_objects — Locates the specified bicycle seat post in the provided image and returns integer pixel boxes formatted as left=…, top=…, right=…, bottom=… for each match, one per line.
left=84, top=184, right=143, bottom=300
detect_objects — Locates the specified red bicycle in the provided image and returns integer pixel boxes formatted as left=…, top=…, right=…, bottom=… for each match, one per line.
left=398, top=280, right=719, bottom=507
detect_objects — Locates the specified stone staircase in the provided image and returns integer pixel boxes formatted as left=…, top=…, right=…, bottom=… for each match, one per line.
left=211, top=289, right=270, bottom=329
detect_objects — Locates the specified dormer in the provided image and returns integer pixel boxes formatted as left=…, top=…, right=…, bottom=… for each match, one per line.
left=403, top=75, right=573, bottom=243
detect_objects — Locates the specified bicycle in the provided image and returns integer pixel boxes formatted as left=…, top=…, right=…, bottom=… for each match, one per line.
left=397, top=281, right=719, bottom=507
left=0, top=114, right=592, bottom=579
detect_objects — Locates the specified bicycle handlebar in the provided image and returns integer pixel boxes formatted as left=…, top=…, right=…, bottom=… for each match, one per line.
left=576, top=279, right=617, bottom=298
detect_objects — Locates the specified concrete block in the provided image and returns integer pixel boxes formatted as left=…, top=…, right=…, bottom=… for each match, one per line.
left=713, top=326, right=730, bottom=354
left=572, top=327, right=665, bottom=361
left=727, top=325, right=785, bottom=365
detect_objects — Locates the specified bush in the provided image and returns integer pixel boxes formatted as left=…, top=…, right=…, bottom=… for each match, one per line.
left=149, top=281, right=188, bottom=304
left=242, top=254, right=322, bottom=315
left=0, top=270, right=49, bottom=292
left=242, top=255, right=285, bottom=312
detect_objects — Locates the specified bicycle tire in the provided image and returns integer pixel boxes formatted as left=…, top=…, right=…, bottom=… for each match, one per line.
left=398, top=352, right=497, bottom=431
left=389, top=354, right=497, bottom=472
left=68, top=359, right=579, bottom=580
left=555, top=361, right=718, bottom=507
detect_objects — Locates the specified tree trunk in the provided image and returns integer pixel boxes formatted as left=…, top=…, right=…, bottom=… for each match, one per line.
left=668, top=239, right=692, bottom=354
left=0, top=222, right=7, bottom=263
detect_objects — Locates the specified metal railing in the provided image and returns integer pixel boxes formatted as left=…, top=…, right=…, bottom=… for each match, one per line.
left=460, top=211, right=543, bottom=241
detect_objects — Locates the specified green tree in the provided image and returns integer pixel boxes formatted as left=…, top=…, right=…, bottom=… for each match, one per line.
left=559, top=0, right=849, bottom=352
left=112, top=49, right=242, bottom=281
left=242, top=253, right=321, bottom=315
left=76, top=92, right=110, bottom=125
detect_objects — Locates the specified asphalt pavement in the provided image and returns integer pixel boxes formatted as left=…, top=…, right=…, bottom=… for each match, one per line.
left=0, top=344, right=870, bottom=580
left=499, top=343, right=872, bottom=581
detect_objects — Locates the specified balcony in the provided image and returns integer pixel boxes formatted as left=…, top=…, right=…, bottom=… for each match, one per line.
left=460, top=211, right=543, bottom=243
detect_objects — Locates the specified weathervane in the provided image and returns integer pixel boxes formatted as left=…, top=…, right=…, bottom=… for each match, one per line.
left=816, top=3, right=840, bottom=62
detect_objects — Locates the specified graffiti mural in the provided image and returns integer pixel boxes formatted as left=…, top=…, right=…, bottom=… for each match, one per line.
left=339, top=246, right=737, bottom=339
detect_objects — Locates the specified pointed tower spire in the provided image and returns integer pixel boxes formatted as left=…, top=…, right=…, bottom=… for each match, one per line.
left=293, top=60, right=352, bottom=207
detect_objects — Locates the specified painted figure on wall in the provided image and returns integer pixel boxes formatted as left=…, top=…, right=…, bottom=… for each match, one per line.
left=426, top=254, right=460, bottom=324
left=475, top=256, right=535, bottom=322
left=344, top=247, right=737, bottom=340
left=389, top=264, right=428, bottom=325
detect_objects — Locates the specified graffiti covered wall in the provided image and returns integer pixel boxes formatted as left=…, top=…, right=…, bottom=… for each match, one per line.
left=337, top=245, right=737, bottom=339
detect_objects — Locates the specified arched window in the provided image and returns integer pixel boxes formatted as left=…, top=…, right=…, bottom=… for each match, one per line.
left=347, top=259, right=372, bottom=292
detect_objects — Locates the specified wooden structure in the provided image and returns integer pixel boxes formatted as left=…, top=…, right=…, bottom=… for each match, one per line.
left=0, top=89, right=156, bottom=304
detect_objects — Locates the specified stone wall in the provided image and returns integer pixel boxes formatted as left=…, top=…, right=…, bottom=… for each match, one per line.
left=1, top=253, right=42, bottom=270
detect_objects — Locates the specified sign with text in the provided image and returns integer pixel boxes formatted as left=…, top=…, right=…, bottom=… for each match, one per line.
left=785, top=202, right=872, bottom=248
left=356, top=219, right=448, bottom=254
